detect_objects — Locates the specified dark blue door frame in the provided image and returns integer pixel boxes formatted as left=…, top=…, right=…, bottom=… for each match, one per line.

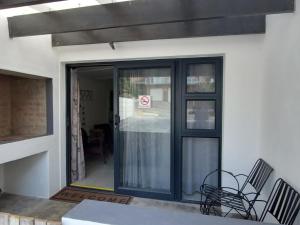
left=65, top=57, right=223, bottom=202
left=113, top=60, right=176, bottom=201
left=176, top=57, right=223, bottom=203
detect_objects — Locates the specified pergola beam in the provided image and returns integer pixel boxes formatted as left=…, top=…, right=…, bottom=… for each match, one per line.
left=52, top=16, right=266, bottom=47
left=0, top=0, right=64, bottom=9
left=8, top=0, right=294, bottom=38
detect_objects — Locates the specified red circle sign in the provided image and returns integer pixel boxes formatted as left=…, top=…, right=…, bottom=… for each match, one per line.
left=140, top=96, right=150, bottom=105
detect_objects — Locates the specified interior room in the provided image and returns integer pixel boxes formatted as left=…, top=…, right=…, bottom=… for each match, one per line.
left=71, top=66, right=114, bottom=190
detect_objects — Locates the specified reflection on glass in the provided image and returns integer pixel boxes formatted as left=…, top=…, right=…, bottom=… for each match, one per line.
left=119, top=68, right=171, bottom=192
left=187, top=101, right=215, bottom=130
left=187, top=64, right=215, bottom=93
left=182, top=138, right=219, bottom=201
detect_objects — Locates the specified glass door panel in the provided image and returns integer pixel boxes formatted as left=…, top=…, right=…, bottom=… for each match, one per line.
left=182, top=137, right=219, bottom=201
left=180, top=58, right=222, bottom=203
left=187, top=64, right=216, bottom=93
left=186, top=100, right=216, bottom=130
left=117, top=67, right=172, bottom=193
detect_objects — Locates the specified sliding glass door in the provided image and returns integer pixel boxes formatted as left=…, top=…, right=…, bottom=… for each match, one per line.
left=114, top=61, right=174, bottom=199
left=66, top=58, right=222, bottom=201
left=113, top=58, right=222, bottom=201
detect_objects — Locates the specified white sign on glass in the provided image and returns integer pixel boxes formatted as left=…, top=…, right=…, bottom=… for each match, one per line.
left=138, top=95, right=151, bottom=108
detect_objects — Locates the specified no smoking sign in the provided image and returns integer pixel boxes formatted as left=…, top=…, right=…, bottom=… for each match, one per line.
left=138, top=95, right=151, bottom=108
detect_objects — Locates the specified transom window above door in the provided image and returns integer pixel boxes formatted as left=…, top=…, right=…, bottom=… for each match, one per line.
left=187, top=64, right=216, bottom=93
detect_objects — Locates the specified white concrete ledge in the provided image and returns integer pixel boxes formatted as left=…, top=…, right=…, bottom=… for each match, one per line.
left=62, top=200, right=273, bottom=225
left=0, top=135, right=54, bottom=165
left=0, top=212, right=61, bottom=225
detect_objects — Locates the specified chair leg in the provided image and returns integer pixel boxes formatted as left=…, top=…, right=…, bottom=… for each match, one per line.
left=199, top=203, right=206, bottom=214
left=200, top=204, right=211, bottom=215
left=200, top=203, right=210, bottom=215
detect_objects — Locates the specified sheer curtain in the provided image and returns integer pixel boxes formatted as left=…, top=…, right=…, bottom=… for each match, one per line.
left=70, top=69, right=85, bottom=182
left=119, top=68, right=171, bottom=192
left=121, top=130, right=170, bottom=191
left=182, top=138, right=219, bottom=200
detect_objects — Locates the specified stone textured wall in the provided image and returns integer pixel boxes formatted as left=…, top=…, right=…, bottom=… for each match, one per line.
left=11, top=78, right=47, bottom=136
left=0, top=75, right=47, bottom=138
left=0, top=75, right=11, bottom=137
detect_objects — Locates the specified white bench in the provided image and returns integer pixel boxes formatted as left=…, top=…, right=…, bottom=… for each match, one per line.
left=62, top=200, right=273, bottom=225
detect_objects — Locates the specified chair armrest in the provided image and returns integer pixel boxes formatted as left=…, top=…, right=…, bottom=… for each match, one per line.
left=235, top=173, right=248, bottom=177
left=201, top=169, right=240, bottom=192
left=234, top=173, right=248, bottom=186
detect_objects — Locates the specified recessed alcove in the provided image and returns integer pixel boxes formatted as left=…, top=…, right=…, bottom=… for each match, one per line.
left=0, top=69, right=53, bottom=144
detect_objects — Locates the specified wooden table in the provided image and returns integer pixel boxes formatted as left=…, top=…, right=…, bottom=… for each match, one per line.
left=62, top=200, right=273, bottom=225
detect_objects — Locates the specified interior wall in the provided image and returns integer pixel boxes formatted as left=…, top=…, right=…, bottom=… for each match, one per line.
left=3, top=152, right=49, bottom=198
left=0, top=15, right=59, bottom=198
left=259, top=2, right=300, bottom=221
left=0, top=75, right=11, bottom=137
left=79, top=76, right=113, bottom=133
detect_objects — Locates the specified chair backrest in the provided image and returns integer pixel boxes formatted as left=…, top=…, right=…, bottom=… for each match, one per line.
left=260, top=179, right=300, bottom=225
left=241, top=159, right=274, bottom=194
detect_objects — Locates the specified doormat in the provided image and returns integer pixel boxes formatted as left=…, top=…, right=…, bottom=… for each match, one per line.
left=50, top=187, right=132, bottom=204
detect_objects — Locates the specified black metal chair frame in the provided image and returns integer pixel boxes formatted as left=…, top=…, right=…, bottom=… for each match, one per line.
left=259, top=178, right=300, bottom=225
left=200, top=159, right=273, bottom=220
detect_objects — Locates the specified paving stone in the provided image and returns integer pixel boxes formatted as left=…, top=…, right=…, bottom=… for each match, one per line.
left=0, top=212, right=9, bottom=225
left=9, top=215, right=20, bottom=225
left=20, top=217, right=34, bottom=225
left=34, top=219, right=47, bottom=225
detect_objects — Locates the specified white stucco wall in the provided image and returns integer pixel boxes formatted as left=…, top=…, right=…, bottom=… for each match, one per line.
left=55, top=0, right=300, bottom=204
left=3, top=152, right=49, bottom=198
left=262, top=0, right=300, bottom=189
left=0, top=16, right=61, bottom=198
left=259, top=3, right=300, bottom=222
left=56, top=33, right=266, bottom=187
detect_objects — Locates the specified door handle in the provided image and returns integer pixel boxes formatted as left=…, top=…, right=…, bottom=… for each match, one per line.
left=114, top=114, right=120, bottom=128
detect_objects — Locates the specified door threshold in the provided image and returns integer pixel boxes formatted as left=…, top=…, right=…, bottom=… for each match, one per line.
left=70, top=183, right=114, bottom=192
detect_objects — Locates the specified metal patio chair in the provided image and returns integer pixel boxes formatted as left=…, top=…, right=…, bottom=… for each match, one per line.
left=259, top=178, right=300, bottom=225
left=200, top=158, right=273, bottom=220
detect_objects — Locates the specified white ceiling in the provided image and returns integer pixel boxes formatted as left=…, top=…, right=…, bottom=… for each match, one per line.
left=0, top=0, right=134, bottom=17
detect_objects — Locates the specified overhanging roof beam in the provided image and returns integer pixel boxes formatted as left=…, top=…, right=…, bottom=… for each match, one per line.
left=0, top=0, right=64, bottom=9
left=7, top=0, right=294, bottom=37
left=52, top=16, right=266, bottom=47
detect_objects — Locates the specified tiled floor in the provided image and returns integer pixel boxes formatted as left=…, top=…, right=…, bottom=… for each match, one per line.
left=72, top=155, right=114, bottom=189
left=0, top=192, right=201, bottom=221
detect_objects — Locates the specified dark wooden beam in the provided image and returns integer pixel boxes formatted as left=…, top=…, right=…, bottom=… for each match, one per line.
left=8, top=0, right=294, bottom=38
left=52, top=16, right=266, bottom=47
left=0, top=0, right=64, bottom=9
